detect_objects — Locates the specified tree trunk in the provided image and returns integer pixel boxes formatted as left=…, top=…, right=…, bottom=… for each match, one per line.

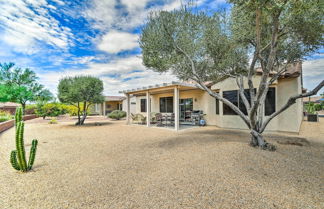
left=21, top=103, right=26, bottom=114
left=75, top=102, right=81, bottom=125
left=79, top=113, right=87, bottom=125
left=250, top=130, right=276, bottom=151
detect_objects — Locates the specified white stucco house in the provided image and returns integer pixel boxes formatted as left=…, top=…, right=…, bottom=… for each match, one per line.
left=118, top=63, right=303, bottom=133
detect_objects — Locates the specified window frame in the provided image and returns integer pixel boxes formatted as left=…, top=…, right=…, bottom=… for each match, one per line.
left=140, top=99, right=146, bottom=112
left=160, top=97, right=174, bottom=113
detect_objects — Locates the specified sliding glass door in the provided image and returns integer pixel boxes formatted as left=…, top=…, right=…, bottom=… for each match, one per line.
left=179, top=98, right=193, bottom=122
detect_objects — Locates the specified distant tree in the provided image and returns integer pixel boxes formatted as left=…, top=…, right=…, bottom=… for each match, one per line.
left=36, top=89, right=54, bottom=103
left=0, top=63, right=48, bottom=112
left=140, top=1, right=323, bottom=150
left=58, top=76, right=104, bottom=125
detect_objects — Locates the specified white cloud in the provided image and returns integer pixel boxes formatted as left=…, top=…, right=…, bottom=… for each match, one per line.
left=0, top=0, right=73, bottom=54
left=84, top=0, right=205, bottom=31
left=97, top=31, right=139, bottom=53
left=303, top=56, right=324, bottom=77
left=302, top=57, right=324, bottom=93
left=37, top=55, right=177, bottom=96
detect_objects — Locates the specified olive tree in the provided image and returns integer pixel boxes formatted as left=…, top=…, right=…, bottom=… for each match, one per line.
left=140, top=1, right=323, bottom=150
left=58, top=76, right=104, bottom=125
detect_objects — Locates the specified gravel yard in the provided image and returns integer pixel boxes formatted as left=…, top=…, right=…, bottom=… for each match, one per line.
left=0, top=116, right=323, bottom=209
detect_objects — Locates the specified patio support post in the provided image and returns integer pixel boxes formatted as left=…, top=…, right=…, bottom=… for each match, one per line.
left=102, top=101, right=106, bottom=116
left=146, top=91, right=151, bottom=127
left=174, top=86, right=179, bottom=131
left=126, top=94, right=130, bottom=125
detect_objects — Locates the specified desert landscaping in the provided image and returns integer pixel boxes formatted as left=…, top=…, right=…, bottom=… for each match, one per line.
left=0, top=117, right=323, bottom=209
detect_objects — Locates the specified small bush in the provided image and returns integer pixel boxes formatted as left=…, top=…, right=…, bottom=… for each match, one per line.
left=0, top=110, right=13, bottom=122
left=25, top=104, right=37, bottom=114
left=49, top=118, right=58, bottom=124
left=107, top=110, right=126, bottom=120
left=36, top=103, right=68, bottom=119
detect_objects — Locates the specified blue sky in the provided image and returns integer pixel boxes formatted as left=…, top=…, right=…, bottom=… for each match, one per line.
left=0, top=0, right=323, bottom=96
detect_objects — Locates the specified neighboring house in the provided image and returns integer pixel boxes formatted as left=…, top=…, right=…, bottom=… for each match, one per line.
left=0, top=102, right=20, bottom=114
left=303, top=96, right=323, bottom=104
left=120, top=63, right=303, bottom=132
left=91, top=96, right=125, bottom=116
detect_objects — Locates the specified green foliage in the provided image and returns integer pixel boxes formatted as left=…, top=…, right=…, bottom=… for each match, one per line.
left=305, top=102, right=323, bottom=114
left=64, top=104, right=89, bottom=116
left=58, top=76, right=104, bottom=125
left=305, top=102, right=316, bottom=114
left=25, top=104, right=37, bottom=115
left=140, top=7, right=248, bottom=82
left=230, top=0, right=323, bottom=63
left=0, top=63, right=53, bottom=111
left=35, top=103, right=67, bottom=119
left=108, top=110, right=126, bottom=120
left=48, top=118, right=58, bottom=124
left=0, top=110, right=13, bottom=122
left=10, top=107, right=38, bottom=172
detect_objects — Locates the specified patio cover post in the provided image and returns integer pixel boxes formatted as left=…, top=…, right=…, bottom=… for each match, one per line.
left=102, top=101, right=106, bottom=116
left=146, top=91, right=151, bottom=127
left=174, top=86, right=179, bottom=131
left=126, top=94, right=130, bottom=125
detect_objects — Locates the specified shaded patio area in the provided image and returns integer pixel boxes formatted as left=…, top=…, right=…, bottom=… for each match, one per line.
left=121, top=82, right=207, bottom=131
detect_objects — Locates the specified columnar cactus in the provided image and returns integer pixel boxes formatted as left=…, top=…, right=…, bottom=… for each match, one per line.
left=10, top=107, right=38, bottom=172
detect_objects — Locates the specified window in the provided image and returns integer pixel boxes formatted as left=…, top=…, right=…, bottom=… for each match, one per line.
left=222, top=88, right=275, bottom=116
left=239, top=89, right=256, bottom=115
left=140, top=99, right=146, bottom=112
left=265, top=87, right=276, bottom=116
left=223, top=90, right=238, bottom=115
left=160, top=97, right=173, bottom=113
left=215, top=98, right=219, bottom=115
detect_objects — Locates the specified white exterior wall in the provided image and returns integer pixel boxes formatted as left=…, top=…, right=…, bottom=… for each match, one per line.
left=126, top=75, right=302, bottom=133
left=122, top=96, right=136, bottom=114
left=210, top=75, right=302, bottom=132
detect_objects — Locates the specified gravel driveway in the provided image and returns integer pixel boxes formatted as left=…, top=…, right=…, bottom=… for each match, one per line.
left=0, top=117, right=323, bottom=209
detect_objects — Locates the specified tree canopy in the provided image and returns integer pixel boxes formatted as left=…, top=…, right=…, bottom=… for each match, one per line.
left=58, top=76, right=104, bottom=125
left=140, top=1, right=324, bottom=150
left=0, top=63, right=51, bottom=111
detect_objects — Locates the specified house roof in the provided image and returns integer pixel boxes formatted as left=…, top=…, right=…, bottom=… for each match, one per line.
left=119, top=81, right=201, bottom=94
left=120, top=63, right=302, bottom=95
left=105, top=96, right=126, bottom=101
left=255, top=62, right=302, bottom=79
left=0, top=102, right=20, bottom=108
left=303, top=96, right=322, bottom=103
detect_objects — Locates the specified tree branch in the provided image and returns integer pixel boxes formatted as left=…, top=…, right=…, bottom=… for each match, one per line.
left=236, top=75, right=250, bottom=111
left=260, top=80, right=324, bottom=132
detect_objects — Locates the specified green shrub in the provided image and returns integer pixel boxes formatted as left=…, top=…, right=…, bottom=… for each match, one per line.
left=107, top=110, right=126, bottom=120
left=64, top=104, right=90, bottom=116
left=49, top=118, right=57, bottom=124
left=305, top=102, right=316, bottom=114
left=25, top=104, right=37, bottom=114
left=314, top=103, right=322, bottom=111
left=0, top=110, right=13, bottom=122
left=36, top=103, right=67, bottom=119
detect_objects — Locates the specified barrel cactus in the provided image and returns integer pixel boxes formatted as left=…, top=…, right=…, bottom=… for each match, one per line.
left=10, top=107, right=38, bottom=172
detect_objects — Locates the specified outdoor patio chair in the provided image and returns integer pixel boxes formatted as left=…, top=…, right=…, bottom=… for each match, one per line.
left=167, top=113, right=175, bottom=126
left=136, top=114, right=146, bottom=125
left=156, top=113, right=163, bottom=126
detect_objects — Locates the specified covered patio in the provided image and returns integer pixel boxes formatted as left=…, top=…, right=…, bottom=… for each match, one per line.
left=120, top=82, right=207, bottom=131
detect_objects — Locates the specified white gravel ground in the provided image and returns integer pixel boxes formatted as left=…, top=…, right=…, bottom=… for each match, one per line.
left=0, top=116, right=323, bottom=209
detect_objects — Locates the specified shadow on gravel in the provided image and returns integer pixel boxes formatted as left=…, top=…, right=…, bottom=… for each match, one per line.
left=149, top=128, right=313, bottom=149
left=65, top=121, right=113, bottom=127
